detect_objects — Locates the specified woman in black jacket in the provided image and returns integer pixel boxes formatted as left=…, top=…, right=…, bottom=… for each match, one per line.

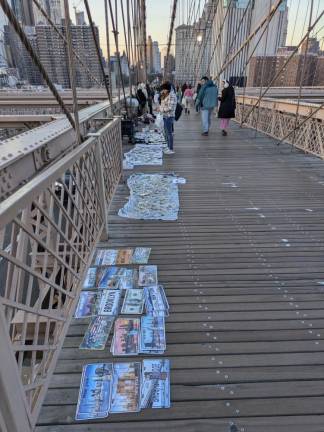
left=218, top=80, right=236, bottom=136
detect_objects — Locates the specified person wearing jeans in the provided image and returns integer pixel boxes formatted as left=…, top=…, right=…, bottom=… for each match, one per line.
left=163, top=116, right=174, bottom=151
left=158, top=82, right=177, bottom=154
left=195, top=76, right=218, bottom=136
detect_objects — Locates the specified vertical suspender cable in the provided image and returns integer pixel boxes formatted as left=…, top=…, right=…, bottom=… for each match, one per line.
left=108, top=0, right=128, bottom=110
left=164, top=0, right=178, bottom=80
left=104, top=0, right=114, bottom=108
left=292, top=0, right=314, bottom=147
left=84, top=0, right=112, bottom=102
left=0, top=0, right=76, bottom=129
left=63, top=0, right=82, bottom=143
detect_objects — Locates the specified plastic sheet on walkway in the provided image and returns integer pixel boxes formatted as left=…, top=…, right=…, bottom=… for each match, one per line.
left=123, top=144, right=163, bottom=169
left=118, top=173, right=186, bottom=220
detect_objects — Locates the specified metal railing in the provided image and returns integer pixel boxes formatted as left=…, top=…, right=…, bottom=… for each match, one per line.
left=236, top=96, right=324, bottom=158
left=0, top=117, right=122, bottom=431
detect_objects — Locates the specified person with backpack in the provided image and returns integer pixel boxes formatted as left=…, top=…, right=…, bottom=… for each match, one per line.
left=195, top=76, right=218, bottom=136
left=218, top=79, right=236, bottom=136
left=157, top=81, right=177, bottom=155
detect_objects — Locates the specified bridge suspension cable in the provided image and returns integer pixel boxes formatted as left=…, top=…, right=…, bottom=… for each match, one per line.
left=0, top=0, right=76, bottom=129
left=164, top=0, right=178, bottom=79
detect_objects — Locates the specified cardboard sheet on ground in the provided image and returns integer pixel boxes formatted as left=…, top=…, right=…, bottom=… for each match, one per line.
left=118, top=173, right=186, bottom=221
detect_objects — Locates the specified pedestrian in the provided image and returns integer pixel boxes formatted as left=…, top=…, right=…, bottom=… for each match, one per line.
left=176, top=85, right=182, bottom=103
left=183, top=84, right=194, bottom=114
left=218, top=79, right=236, bottom=136
left=136, top=83, right=147, bottom=115
left=157, top=81, right=177, bottom=155
left=146, top=83, right=154, bottom=115
left=195, top=76, right=218, bottom=136
left=181, top=82, right=188, bottom=95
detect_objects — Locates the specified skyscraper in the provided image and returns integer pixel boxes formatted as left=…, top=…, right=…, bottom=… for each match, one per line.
left=75, top=11, right=86, bottom=26
left=210, top=0, right=288, bottom=85
left=32, top=0, right=64, bottom=25
left=146, top=35, right=153, bottom=74
left=4, top=22, right=103, bottom=88
left=152, top=41, right=161, bottom=73
left=175, top=0, right=215, bottom=83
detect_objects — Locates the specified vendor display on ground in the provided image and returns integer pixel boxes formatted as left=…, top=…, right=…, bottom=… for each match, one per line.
left=118, top=173, right=186, bottom=221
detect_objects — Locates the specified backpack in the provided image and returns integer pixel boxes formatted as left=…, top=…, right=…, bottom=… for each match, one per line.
left=175, top=103, right=183, bottom=121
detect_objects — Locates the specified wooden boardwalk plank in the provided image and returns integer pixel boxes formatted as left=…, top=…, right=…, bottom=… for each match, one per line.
left=37, top=115, right=324, bottom=431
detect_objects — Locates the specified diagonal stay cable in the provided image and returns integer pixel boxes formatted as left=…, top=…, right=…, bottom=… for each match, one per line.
left=0, top=0, right=76, bottom=129
left=241, top=9, right=324, bottom=125
left=84, top=0, right=112, bottom=101
left=164, top=0, right=178, bottom=79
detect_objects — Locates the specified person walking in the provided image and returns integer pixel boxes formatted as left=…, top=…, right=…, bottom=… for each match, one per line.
left=158, top=81, right=177, bottom=155
left=183, top=85, right=194, bottom=114
left=218, top=79, right=236, bottom=136
left=195, top=76, right=218, bottom=136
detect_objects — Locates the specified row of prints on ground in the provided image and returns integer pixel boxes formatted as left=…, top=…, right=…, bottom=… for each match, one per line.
left=74, top=247, right=171, bottom=420
left=76, top=359, right=170, bottom=420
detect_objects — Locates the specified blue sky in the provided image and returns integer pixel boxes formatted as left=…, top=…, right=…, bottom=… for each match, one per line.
left=72, top=0, right=324, bottom=56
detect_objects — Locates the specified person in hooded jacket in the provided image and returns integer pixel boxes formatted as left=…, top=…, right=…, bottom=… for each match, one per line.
left=218, top=79, right=236, bottom=136
left=195, top=76, right=218, bottom=136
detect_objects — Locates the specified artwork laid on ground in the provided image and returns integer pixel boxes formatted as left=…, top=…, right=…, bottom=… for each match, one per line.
left=74, top=246, right=171, bottom=421
left=118, top=173, right=186, bottom=221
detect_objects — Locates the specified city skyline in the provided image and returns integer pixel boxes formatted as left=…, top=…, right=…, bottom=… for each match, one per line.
left=68, top=0, right=324, bottom=58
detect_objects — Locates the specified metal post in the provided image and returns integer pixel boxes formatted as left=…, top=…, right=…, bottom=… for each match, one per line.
left=63, top=0, right=82, bottom=144
left=0, top=304, right=32, bottom=432
left=104, top=0, right=114, bottom=108
left=94, top=137, right=109, bottom=240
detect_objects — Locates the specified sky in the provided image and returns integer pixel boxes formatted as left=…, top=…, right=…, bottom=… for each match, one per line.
left=70, top=0, right=324, bottom=58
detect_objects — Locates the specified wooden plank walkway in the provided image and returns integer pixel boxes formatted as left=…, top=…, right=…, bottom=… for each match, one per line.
left=37, top=114, right=324, bottom=431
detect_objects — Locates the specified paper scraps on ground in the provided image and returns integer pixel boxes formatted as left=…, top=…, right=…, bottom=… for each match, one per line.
left=118, top=173, right=186, bottom=221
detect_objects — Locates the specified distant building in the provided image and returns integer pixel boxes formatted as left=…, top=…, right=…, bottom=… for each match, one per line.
left=247, top=54, right=321, bottom=87
left=210, top=0, right=288, bottom=86
left=300, top=37, right=320, bottom=55
left=75, top=11, right=86, bottom=26
left=175, top=24, right=195, bottom=83
left=5, top=23, right=103, bottom=88
left=164, top=51, right=175, bottom=78
left=146, top=35, right=153, bottom=74
left=33, top=0, right=64, bottom=25
left=152, top=41, right=161, bottom=73
left=4, top=25, right=42, bottom=84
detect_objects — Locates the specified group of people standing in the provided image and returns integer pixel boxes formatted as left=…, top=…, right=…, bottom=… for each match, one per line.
left=179, top=77, right=236, bottom=136
left=132, top=76, right=236, bottom=156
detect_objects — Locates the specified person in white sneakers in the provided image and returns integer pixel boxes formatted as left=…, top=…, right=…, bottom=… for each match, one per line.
left=158, top=81, right=177, bottom=155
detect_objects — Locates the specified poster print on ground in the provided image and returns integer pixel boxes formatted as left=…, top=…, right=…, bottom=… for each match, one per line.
left=75, top=363, right=113, bottom=420
left=110, top=362, right=141, bottom=413
left=112, top=317, right=140, bottom=356
left=79, top=316, right=115, bottom=350
left=141, top=359, right=170, bottom=409
left=74, top=291, right=100, bottom=319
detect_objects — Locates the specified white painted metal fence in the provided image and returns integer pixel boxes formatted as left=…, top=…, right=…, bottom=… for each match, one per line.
left=236, top=96, right=324, bottom=158
left=0, top=117, right=122, bottom=431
